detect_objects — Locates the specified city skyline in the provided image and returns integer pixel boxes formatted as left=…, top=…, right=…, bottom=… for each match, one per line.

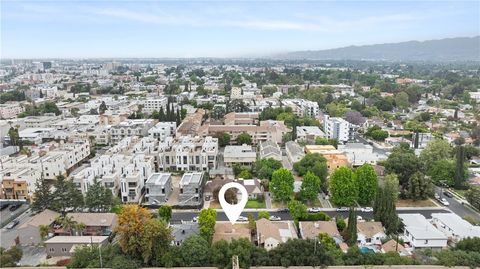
left=1, top=0, right=479, bottom=58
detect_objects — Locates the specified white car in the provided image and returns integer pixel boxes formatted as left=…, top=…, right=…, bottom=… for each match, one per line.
left=434, top=193, right=440, bottom=199
left=192, top=216, right=199, bottom=222
left=361, top=207, right=373, bottom=212
left=307, top=207, right=321, bottom=213
left=237, top=216, right=248, bottom=222
left=269, top=215, right=281, bottom=221
left=440, top=198, right=450, bottom=206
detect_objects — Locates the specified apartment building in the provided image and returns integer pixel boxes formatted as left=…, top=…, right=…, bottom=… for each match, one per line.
left=0, top=168, right=39, bottom=200
left=200, top=120, right=290, bottom=145
left=179, top=172, right=204, bottom=206
left=282, top=99, right=319, bottom=118
left=145, top=173, right=172, bottom=204
left=296, top=126, right=326, bottom=144
left=148, top=122, right=176, bottom=142
left=24, top=113, right=61, bottom=128
left=157, top=136, right=218, bottom=172
left=0, top=103, right=24, bottom=119
left=338, top=143, right=387, bottom=166
left=258, top=140, right=282, bottom=161
left=109, top=119, right=155, bottom=144
left=224, top=112, right=259, bottom=125
left=323, top=115, right=354, bottom=143
left=142, top=97, right=168, bottom=114
left=224, top=145, right=257, bottom=167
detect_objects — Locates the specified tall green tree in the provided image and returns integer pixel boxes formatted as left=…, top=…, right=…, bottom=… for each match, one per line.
left=419, top=139, right=453, bottom=172
left=85, top=178, right=114, bottom=212
left=52, top=175, right=84, bottom=213
left=406, top=172, right=433, bottom=200
left=99, top=101, right=108, bottom=114
left=345, top=207, right=358, bottom=246
left=256, top=158, right=282, bottom=180
left=373, top=174, right=400, bottom=235
left=237, top=132, right=252, bottom=145
left=329, top=167, right=358, bottom=206
left=293, top=153, right=328, bottom=191
left=270, top=168, right=295, bottom=203
left=455, top=145, right=466, bottom=188
left=31, top=179, right=52, bottom=212
left=300, top=171, right=321, bottom=203
left=355, top=164, right=378, bottom=206
left=198, top=208, right=216, bottom=244
left=287, top=200, right=308, bottom=221
left=179, top=236, right=211, bottom=267
left=384, top=145, right=420, bottom=186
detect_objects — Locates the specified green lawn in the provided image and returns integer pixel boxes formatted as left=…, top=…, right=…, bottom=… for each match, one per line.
left=245, top=199, right=266, bottom=209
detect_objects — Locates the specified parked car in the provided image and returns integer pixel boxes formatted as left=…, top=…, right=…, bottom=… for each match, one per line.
left=6, top=220, right=19, bottom=229
left=361, top=207, right=373, bottom=212
left=192, top=216, right=199, bottom=222
left=434, top=193, right=440, bottom=199
left=336, top=207, right=349, bottom=212
left=0, top=204, right=10, bottom=211
left=237, top=216, right=248, bottom=222
left=9, top=204, right=20, bottom=212
left=307, top=207, right=321, bottom=213
left=277, top=208, right=289, bottom=213
left=269, top=215, right=281, bottom=221
left=439, top=198, right=450, bottom=206
left=443, top=191, right=454, bottom=198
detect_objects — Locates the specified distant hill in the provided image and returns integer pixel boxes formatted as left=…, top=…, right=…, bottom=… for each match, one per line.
left=275, top=36, right=480, bottom=62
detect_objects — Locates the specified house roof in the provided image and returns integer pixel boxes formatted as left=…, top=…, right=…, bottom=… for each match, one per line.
left=212, top=222, right=251, bottom=243
left=171, top=223, right=199, bottom=242
left=256, top=218, right=298, bottom=244
left=45, top=236, right=108, bottom=244
left=204, top=178, right=234, bottom=194
left=357, top=222, right=385, bottom=238
left=299, top=221, right=341, bottom=239
left=399, top=214, right=447, bottom=240
left=67, top=213, right=117, bottom=227
left=238, top=179, right=262, bottom=194
left=431, top=213, right=480, bottom=238
left=19, top=209, right=60, bottom=229
left=382, top=239, right=405, bottom=253
left=146, top=173, right=171, bottom=185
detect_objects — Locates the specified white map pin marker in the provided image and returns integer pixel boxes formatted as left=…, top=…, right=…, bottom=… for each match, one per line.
left=219, top=182, right=248, bottom=224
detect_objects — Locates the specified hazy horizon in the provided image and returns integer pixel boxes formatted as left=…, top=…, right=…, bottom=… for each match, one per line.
left=1, top=0, right=479, bottom=58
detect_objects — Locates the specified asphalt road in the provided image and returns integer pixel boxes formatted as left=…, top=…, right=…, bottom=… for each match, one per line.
left=170, top=208, right=451, bottom=223
left=435, top=186, right=480, bottom=222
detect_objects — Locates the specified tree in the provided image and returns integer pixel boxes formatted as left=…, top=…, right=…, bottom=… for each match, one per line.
left=329, top=167, right=358, bottom=206
left=344, top=111, right=366, bottom=126
left=336, top=216, right=346, bottom=232
left=419, top=139, right=453, bottom=172
left=293, top=153, right=328, bottom=191
left=215, top=132, right=230, bottom=147
left=464, top=145, right=480, bottom=160
left=52, top=175, right=84, bottom=213
left=300, top=171, right=321, bottom=203
left=158, top=205, right=172, bottom=223
left=355, top=164, right=378, bottom=206
left=428, top=159, right=456, bottom=186
left=258, top=211, right=270, bottom=220
left=256, top=158, right=282, bottom=180
left=345, top=207, right=357, bottom=246
left=41, top=101, right=61, bottom=115
left=455, top=237, right=480, bottom=252
left=365, top=125, right=389, bottom=141
left=237, top=132, right=252, bottom=145
left=455, top=145, right=466, bottom=188
left=8, top=127, right=20, bottom=148
left=38, top=224, right=49, bottom=240
left=395, top=91, right=410, bottom=109
left=85, top=178, right=113, bottom=212
left=384, top=145, right=420, bottom=186
left=31, top=179, right=52, bottom=212
left=238, top=169, right=252, bottom=179
left=406, top=172, right=433, bottom=200
left=247, top=213, right=256, bottom=233
left=99, top=101, right=108, bottom=114
left=179, top=235, right=211, bottom=266
left=0, top=246, right=23, bottom=267
left=287, top=200, right=308, bottom=221
left=198, top=208, right=216, bottom=244
left=318, top=233, right=337, bottom=251
left=374, top=174, right=400, bottom=235
left=211, top=106, right=226, bottom=120
left=270, top=168, right=294, bottom=203
left=465, top=186, right=480, bottom=211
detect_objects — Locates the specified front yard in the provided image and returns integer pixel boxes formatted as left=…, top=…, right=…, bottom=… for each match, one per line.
left=245, top=199, right=266, bottom=209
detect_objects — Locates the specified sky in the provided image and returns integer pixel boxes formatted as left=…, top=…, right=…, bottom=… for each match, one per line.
left=1, top=0, right=479, bottom=58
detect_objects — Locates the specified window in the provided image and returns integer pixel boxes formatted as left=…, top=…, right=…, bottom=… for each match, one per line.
left=162, top=188, right=165, bottom=194
left=424, top=240, right=428, bottom=244
left=49, top=248, right=54, bottom=252
left=366, top=238, right=371, bottom=243
left=62, top=248, right=68, bottom=253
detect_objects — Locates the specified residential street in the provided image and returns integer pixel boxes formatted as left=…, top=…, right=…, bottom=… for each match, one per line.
left=435, top=186, right=480, bottom=222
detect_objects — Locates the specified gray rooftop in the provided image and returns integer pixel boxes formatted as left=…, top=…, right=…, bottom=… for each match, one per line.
left=146, top=173, right=171, bottom=185
left=180, top=172, right=203, bottom=185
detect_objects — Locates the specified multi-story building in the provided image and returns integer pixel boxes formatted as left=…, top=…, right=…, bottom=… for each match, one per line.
left=142, top=97, right=168, bottom=114
left=109, top=119, right=155, bottom=144
left=304, top=145, right=349, bottom=172
left=285, top=141, right=305, bottom=164
left=0, top=103, right=24, bottom=119
left=258, top=140, right=282, bottom=161
left=179, top=172, right=204, bottom=206
left=323, top=115, right=354, bottom=143
left=282, top=99, right=319, bottom=118
left=399, top=214, right=448, bottom=250
left=296, top=126, right=325, bottom=144
left=148, top=122, right=176, bottom=142
left=24, top=113, right=61, bottom=128
left=224, top=145, right=257, bottom=167
left=0, top=168, right=39, bottom=200
left=338, top=143, right=387, bottom=166
left=430, top=213, right=480, bottom=243
left=200, top=120, right=290, bottom=145
left=145, top=173, right=172, bottom=205
left=157, top=136, right=218, bottom=172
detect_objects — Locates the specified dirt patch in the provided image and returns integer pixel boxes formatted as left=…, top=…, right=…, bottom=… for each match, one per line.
left=396, top=198, right=438, bottom=207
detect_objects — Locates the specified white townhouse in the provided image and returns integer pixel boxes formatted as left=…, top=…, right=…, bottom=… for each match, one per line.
left=148, top=122, right=176, bottom=142
left=431, top=213, right=480, bottom=243
left=399, top=214, right=448, bottom=250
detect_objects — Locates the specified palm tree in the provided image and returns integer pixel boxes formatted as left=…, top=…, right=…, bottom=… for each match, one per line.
left=55, top=216, right=77, bottom=235
left=38, top=225, right=49, bottom=240
left=74, top=222, right=86, bottom=236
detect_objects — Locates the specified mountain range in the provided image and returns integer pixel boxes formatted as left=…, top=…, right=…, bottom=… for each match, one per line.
left=275, top=36, right=480, bottom=62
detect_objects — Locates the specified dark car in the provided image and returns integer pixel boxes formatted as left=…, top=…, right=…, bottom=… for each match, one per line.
left=9, top=204, right=21, bottom=212
left=0, top=204, right=10, bottom=211
left=277, top=208, right=289, bottom=213
left=443, top=191, right=454, bottom=198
